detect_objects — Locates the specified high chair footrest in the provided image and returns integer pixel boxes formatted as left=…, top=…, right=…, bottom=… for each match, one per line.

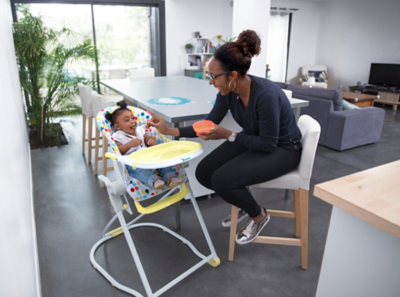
left=134, top=183, right=188, bottom=214
left=207, top=257, right=221, bottom=268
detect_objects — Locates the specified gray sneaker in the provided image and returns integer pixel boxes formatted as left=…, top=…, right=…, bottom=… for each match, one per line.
left=222, top=209, right=249, bottom=227
left=236, top=208, right=270, bottom=245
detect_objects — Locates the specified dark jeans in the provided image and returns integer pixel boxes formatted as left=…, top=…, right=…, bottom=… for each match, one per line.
left=195, top=141, right=301, bottom=218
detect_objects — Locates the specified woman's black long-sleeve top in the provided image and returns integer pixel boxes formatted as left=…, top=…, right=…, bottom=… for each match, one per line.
left=178, top=75, right=302, bottom=152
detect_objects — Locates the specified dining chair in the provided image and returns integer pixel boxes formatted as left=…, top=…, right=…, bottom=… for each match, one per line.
left=78, top=83, right=94, bottom=164
left=228, top=115, right=321, bottom=269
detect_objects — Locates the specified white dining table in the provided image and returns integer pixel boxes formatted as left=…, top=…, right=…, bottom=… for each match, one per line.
left=101, top=76, right=309, bottom=198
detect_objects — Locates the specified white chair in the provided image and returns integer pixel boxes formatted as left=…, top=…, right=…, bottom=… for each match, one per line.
left=228, top=115, right=321, bottom=269
left=91, top=91, right=114, bottom=181
left=78, top=83, right=94, bottom=163
left=300, top=65, right=329, bottom=89
left=129, top=68, right=155, bottom=80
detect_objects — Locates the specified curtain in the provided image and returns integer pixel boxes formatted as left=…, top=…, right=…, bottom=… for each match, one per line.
left=266, top=12, right=290, bottom=82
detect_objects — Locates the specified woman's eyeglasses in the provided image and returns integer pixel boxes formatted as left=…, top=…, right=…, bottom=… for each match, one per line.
left=206, top=71, right=230, bottom=82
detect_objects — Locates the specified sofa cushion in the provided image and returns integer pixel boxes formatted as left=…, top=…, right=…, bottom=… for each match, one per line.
left=287, top=85, right=343, bottom=111
left=342, top=100, right=360, bottom=110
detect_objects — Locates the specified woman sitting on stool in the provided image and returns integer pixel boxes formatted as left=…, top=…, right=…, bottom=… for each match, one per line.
left=147, top=30, right=302, bottom=244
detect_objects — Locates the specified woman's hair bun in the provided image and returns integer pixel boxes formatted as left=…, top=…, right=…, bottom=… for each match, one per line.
left=116, top=100, right=127, bottom=108
left=236, top=30, right=261, bottom=58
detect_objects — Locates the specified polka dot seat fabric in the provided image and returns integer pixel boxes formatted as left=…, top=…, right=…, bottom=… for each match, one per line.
left=96, top=105, right=187, bottom=201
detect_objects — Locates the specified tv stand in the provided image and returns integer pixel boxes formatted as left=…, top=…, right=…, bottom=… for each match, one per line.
left=349, top=86, right=400, bottom=111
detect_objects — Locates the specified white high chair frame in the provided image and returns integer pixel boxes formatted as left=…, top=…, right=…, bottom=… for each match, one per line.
left=89, top=106, right=220, bottom=297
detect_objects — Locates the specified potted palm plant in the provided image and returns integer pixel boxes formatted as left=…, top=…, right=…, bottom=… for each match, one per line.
left=13, top=5, right=95, bottom=148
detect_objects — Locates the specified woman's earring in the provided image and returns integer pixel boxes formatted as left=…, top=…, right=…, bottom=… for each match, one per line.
left=229, top=80, right=237, bottom=92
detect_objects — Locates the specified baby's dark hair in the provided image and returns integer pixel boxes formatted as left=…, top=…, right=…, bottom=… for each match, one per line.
left=105, top=100, right=130, bottom=126
left=214, top=30, right=261, bottom=77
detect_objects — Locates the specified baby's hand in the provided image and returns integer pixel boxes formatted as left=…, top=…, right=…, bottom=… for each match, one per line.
left=146, top=138, right=157, bottom=146
left=130, top=138, right=142, bottom=147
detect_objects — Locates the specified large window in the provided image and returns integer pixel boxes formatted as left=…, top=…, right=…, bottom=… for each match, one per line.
left=12, top=0, right=166, bottom=82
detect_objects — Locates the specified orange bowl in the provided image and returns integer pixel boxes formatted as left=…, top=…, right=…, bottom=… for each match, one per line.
left=193, top=120, right=214, bottom=134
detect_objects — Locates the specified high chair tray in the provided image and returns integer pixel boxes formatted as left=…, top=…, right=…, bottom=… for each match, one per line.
left=115, top=140, right=203, bottom=169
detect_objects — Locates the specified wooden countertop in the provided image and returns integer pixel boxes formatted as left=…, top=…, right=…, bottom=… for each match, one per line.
left=314, top=160, right=400, bottom=239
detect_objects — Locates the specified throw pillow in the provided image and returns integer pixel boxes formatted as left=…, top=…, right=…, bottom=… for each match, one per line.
left=308, top=70, right=328, bottom=82
left=342, top=99, right=360, bottom=110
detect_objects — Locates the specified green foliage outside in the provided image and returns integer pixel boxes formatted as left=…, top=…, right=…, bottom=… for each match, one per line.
left=13, top=5, right=95, bottom=146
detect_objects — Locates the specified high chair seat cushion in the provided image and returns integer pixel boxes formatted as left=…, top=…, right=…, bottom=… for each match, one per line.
left=96, top=105, right=188, bottom=201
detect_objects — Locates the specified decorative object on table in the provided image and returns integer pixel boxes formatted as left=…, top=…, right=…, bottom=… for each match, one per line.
left=147, top=96, right=191, bottom=106
left=185, top=43, right=194, bottom=53
left=300, top=65, right=329, bottom=89
left=194, top=31, right=201, bottom=38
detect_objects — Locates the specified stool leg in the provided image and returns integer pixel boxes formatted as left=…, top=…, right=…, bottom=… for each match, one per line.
left=82, top=114, right=86, bottom=155
left=299, top=188, right=309, bottom=269
left=294, top=190, right=301, bottom=238
left=88, top=116, right=93, bottom=164
left=101, top=136, right=107, bottom=187
left=228, top=206, right=239, bottom=261
left=94, top=128, right=100, bottom=175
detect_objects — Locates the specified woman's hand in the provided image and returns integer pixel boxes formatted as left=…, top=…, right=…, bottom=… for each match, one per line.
left=197, top=124, right=231, bottom=141
left=146, top=115, right=167, bottom=134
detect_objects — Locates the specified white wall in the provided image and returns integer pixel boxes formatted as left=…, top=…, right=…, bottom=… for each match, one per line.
left=271, top=0, right=322, bottom=85
left=232, top=0, right=271, bottom=78
left=317, top=0, right=400, bottom=89
left=165, top=0, right=233, bottom=76
left=0, top=0, right=40, bottom=296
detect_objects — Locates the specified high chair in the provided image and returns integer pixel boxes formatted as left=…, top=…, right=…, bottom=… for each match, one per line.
left=90, top=105, right=220, bottom=297
left=228, top=115, right=320, bottom=269
left=78, top=83, right=94, bottom=163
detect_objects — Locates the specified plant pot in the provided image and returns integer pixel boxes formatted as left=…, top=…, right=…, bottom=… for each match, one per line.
left=186, top=48, right=193, bottom=54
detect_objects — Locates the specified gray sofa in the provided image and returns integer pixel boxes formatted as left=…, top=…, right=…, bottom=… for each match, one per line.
left=276, top=83, right=385, bottom=151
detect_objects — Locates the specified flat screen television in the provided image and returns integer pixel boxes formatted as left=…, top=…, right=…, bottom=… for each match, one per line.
left=368, top=63, right=400, bottom=88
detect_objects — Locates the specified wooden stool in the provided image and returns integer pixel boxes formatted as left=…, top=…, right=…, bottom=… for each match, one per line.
left=229, top=189, right=309, bottom=268
left=91, top=91, right=113, bottom=186
left=227, top=115, right=321, bottom=269
left=78, top=83, right=94, bottom=164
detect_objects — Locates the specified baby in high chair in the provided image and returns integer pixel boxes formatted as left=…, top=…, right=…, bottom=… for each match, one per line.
left=105, top=100, right=183, bottom=190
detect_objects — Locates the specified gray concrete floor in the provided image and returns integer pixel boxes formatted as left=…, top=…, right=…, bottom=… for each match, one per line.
left=31, top=105, right=400, bottom=297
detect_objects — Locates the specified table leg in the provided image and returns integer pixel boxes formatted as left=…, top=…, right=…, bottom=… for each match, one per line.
left=294, top=107, right=301, bottom=122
